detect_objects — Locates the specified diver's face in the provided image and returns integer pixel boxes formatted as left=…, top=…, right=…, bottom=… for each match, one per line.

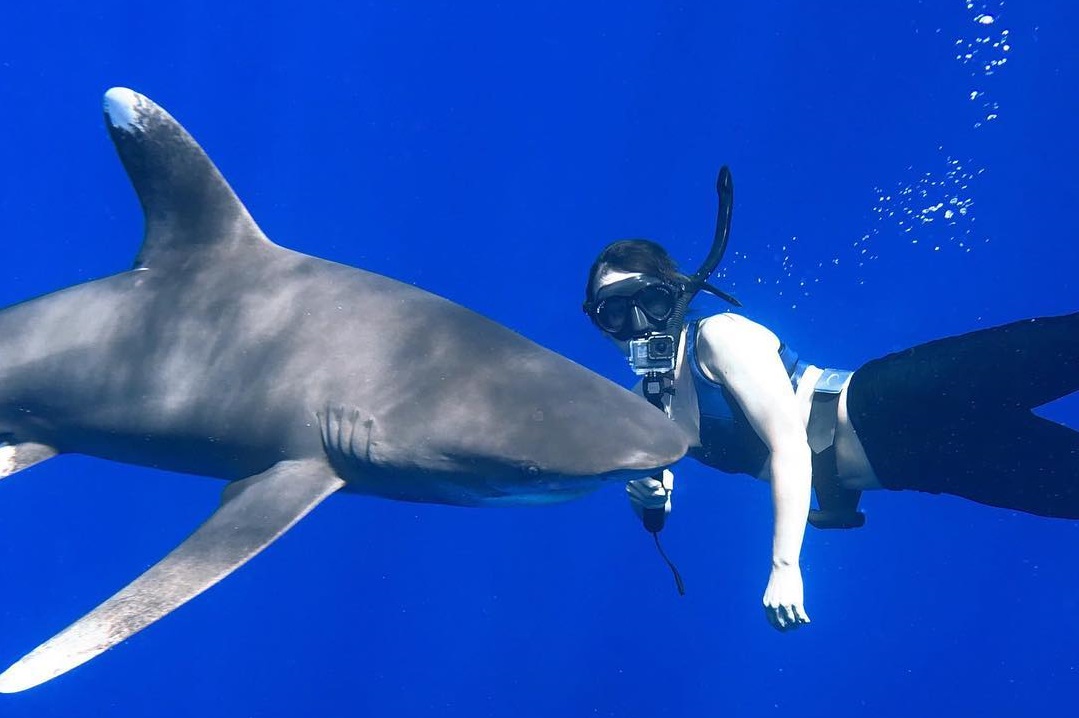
left=589, top=269, right=677, bottom=351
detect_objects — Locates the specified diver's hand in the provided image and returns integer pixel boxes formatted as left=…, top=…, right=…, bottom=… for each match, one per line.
left=763, top=563, right=810, bottom=631
left=625, top=470, right=673, bottom=520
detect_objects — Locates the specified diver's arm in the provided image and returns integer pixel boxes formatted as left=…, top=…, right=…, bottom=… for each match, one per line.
left=695, top=314, right=812, bottom=631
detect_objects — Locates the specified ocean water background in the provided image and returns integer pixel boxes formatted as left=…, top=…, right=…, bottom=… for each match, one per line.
left=0, top=1, right=1076, bottom=716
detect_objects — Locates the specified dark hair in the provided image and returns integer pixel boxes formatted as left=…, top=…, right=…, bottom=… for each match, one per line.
left=583, top=239, right=687, bottom=306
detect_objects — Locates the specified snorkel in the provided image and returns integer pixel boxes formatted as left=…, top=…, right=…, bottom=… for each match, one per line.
left=667, top=165, right=740, bottom=332
left=635, top=166, right=739, bottom=403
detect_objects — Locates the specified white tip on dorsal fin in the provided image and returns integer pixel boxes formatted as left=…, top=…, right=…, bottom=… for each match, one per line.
left=102, top=88, right=274, bottom=269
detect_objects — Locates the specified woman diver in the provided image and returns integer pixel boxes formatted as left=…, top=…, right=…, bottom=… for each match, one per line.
left=582, top=168, right=1079, bottom=631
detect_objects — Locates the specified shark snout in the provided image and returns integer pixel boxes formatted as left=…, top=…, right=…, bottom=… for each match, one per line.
left=528, top=375, right=689, bottom=481
left=600, top=396, right=689, bottom=473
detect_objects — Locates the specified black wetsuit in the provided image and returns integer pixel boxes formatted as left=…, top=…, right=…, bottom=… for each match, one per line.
left=846, top=312, right=1079, bottom=519
left=685, top=311, right=1079, bottom=519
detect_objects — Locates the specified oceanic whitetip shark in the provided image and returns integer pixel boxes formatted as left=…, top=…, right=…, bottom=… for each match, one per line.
left=0, top=88, right=688, bottom=692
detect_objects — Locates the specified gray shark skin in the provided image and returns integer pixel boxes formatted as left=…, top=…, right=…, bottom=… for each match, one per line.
left=0, top=88, right=688, bottom=693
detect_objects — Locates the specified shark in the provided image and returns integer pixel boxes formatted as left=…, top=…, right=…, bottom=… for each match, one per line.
left=0, top=88, right=688, bottom=692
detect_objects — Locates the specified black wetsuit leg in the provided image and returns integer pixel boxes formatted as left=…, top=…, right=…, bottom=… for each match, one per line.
left=846, top=312, right=1079, bottom=518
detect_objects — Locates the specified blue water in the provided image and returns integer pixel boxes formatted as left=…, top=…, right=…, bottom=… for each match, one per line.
left=0, top=1, right=1076, bottom=716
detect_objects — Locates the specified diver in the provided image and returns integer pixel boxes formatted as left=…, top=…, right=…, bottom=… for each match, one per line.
left=582, top=168, right=1079, bottom=631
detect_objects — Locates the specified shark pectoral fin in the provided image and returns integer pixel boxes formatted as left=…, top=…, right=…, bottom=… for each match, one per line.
left=0, top=459, right=345, bottom=694
left=0, top=442, right=58, bottom=480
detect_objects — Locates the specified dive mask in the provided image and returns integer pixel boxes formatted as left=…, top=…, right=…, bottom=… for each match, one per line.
left=584, top=276, right=679, bottom=341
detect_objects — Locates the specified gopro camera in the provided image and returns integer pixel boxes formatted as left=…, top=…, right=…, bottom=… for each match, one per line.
left=628, top=334, right=676, bottom=375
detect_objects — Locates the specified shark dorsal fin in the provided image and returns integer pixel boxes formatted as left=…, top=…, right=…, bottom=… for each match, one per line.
left=103, top=87, right=273, bottom=269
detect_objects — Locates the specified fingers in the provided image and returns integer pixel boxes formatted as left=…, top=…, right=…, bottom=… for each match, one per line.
left=763, top=565, right=809, bottom=632
left=625, top=478, right=668, bottom=508
left=793, top=603, right=811, bottom=624
left=764, top=603, right=811, bottom=632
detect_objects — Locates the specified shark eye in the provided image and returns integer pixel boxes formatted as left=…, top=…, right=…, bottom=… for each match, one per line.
left=525, top=464, right=541, bottom=477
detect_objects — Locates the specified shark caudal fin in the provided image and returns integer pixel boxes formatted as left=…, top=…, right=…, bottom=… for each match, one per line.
left=102, top=88, right=274, bottom=270
left=0, top=442, right=57, bottom=480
